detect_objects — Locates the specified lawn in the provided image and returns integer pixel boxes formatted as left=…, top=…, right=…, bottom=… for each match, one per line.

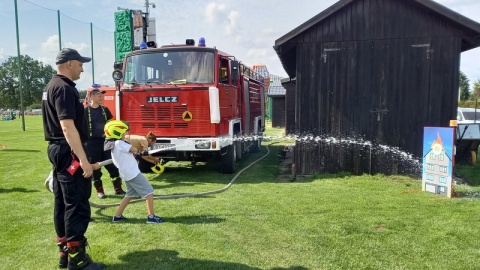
left=0, top=116, right=479, bottom=270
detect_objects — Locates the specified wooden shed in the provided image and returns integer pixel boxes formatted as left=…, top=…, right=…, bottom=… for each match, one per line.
left=274, top=0, right=480, bottom=175
left=268, top=74, right=287, bottom=128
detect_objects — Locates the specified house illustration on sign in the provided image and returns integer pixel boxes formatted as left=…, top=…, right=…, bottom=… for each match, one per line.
left=423, top=132, right=452, bottom=196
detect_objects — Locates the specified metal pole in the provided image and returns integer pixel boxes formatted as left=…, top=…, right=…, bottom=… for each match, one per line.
left=145, top=0, right=150, bottom=27
left=57, top=10, right=62, bottom=49
left=14, top=0, right=25, bottom=131
left=90, top=22, right=95, bottom=84
left=475, top=98, right=478, bottom=123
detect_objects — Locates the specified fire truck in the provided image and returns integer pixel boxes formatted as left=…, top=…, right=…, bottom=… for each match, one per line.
left=110, top=38, right=266, bottom=173
left=83, top=85, right=116, bottom=116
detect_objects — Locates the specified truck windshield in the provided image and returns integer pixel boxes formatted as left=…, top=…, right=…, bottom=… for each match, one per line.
left=124, top=51, right=215, bottom=85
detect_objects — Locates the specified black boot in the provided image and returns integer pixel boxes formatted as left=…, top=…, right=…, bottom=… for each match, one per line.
left=57, top=236, right=68, bottom=269
left=93, top=180, right=106, bottom=199
left=112, top=177, right=126, bottom=195
left=67, top=238, right=106, bottom=270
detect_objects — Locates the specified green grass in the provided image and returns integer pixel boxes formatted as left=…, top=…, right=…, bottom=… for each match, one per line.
left=1, top=117, right=480, bottom=269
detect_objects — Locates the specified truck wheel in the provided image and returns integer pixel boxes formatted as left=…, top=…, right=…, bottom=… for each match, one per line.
left=221, top=144, right=236, bottom=174
left=235, top=141, right=243, bottom=160
left=250, top=138, right=261, bottom=153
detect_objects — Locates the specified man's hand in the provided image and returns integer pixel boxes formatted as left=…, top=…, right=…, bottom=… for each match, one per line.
left=60, top=119, right=92, bottom=178
left=80, top=160, right=93, bottom=178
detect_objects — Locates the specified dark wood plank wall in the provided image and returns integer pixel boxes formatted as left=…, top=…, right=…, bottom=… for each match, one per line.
left=282, top=80, right=296, bottom=135
left=292, top=0, right=469, bottom=175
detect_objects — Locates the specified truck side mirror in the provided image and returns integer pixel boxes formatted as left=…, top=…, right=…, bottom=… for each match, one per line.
left=230, top=60, right=240, bottom=84
left=113, top=62, right=123, bottom=70
left=231, top=60, right=239, bottom=82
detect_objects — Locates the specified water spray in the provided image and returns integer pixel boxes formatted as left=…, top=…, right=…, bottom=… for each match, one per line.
left=45, top=131, right=424, bottom=208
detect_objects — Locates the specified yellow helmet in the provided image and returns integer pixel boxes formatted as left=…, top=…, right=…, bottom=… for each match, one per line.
left=151, top=163, right=165, bottom=174
left=104, top=120, right=129, bottom=139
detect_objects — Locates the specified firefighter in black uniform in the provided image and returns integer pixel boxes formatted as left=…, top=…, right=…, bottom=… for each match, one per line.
left=85, top=88, right=125, bottom=198
left=42, top=48, right=105, bottom=270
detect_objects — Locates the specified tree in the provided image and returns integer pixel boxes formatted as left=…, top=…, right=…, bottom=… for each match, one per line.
left=78, top=90, right=87, bottom=100
left=472, top=79, right=480, bottom=101
left=459, top=71, right=470, bottom=101
left=0, top=55, right=55, bottom=109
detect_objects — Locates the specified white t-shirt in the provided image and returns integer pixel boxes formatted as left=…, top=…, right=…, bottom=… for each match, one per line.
left=111, top=140, right=141, bottom=181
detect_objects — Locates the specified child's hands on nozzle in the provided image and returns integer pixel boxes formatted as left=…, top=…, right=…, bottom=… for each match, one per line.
left=133, top=150, right=149, bottom=159
left=91, top=162, right=101, bottom=170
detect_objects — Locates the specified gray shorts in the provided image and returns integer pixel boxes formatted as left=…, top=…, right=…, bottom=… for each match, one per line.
left=125, top=173, right=154, bottom=199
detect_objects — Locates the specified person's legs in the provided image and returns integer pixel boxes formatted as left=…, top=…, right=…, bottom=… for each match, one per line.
left=145, top=194, right=154, bottom=216
left=112, top=181, right=134, bottom=222
left=62, top=164, right=91, bottom=242
left=104, top=148, right=125, bottom=195
left=88, top=139, right=106, bottom=198
left=145, top=194, right=164, bottom=223
left=111, top=177, right=126, bottom=195
left=130, top=173, right=155, bottom=216
left=52, top=168, right=68, bottom=268
left=137, top=158, right=154, bottom=173
left=48, top=142, right=104, bottom=269
left=48, top=144, right=67, bottom=238
left=66, top=238, right=106, bottom=270
left=48, top=144, right=68, bottom=268
left=93, top=179, right=106, bottom=199
left=56, top=236, right=68, bottom=269
left=64, top=162, right=105, bottom=269
left=114, top=197, right=132, bottom=217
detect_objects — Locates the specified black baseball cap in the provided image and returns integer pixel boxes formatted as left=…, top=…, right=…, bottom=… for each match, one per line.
left=90, top=89, right=106, bottom=95
left=55, top=48, right=91, bottom=65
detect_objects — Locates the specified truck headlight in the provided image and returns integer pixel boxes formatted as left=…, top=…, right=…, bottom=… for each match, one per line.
left=195, top=140, right=211, bottom=149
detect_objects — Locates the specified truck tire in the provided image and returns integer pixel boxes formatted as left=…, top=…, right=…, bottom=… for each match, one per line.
left=235, top=141, right=243, bottom=160
left=221, top=144, right=236, bottom=174
left=250, top=138, right=261, bottom=153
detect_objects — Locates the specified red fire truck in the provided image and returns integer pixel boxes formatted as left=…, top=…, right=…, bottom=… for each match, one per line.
left=110, top=38, right=265, bottom=173
left=83, top=85, right=117, bottom=118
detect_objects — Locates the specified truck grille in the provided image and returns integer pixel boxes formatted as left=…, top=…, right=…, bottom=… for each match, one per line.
left=141, top=105, right=187, bottom=128
left=123, top=105, right=206, bottom=130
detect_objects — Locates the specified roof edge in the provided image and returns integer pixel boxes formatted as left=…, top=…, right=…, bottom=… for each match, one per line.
left=413, top=0, right=480, bottom=34
left=274, top=0, right=353, bottom=48
left=274, top=0, right=480, bottom=49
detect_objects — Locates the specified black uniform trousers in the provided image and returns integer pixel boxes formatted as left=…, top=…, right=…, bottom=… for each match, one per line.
left=47, top=140, right=91, bottom=242
left=138, top=158, right=154, bottom=173
left=86, top=137, right=119, bottom=180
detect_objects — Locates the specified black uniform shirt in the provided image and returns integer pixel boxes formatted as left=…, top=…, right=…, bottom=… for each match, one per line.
left=41, top=74, right=89, bottom=142
left=85, top=106, right=113, bottom=138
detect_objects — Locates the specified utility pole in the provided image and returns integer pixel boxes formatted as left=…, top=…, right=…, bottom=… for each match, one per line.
left=14, top=0, right=25, bottom=131
left=144, top=0, right=156, bottom=28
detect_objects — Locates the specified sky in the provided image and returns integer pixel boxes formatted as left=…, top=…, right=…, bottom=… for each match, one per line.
left=0, top=0, right=479, bottom=91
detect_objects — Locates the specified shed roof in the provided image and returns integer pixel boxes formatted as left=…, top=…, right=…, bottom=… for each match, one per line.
left=267, top=74, right=286, bottom=97
left=274, top=0, right=480, bottom=77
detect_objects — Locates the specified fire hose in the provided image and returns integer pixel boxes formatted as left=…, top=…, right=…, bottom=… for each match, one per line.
left=46, top=143, right=273, bottom=209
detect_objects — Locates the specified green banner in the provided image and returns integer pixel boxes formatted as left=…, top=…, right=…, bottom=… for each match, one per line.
left=114, top=10, right=133, bottom=62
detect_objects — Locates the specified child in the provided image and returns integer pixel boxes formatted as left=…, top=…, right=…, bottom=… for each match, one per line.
left=103, top=120, right=164, bottom=224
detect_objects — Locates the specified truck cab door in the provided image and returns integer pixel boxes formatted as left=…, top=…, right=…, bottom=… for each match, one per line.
left=218, top=56, right=239, bottom=118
